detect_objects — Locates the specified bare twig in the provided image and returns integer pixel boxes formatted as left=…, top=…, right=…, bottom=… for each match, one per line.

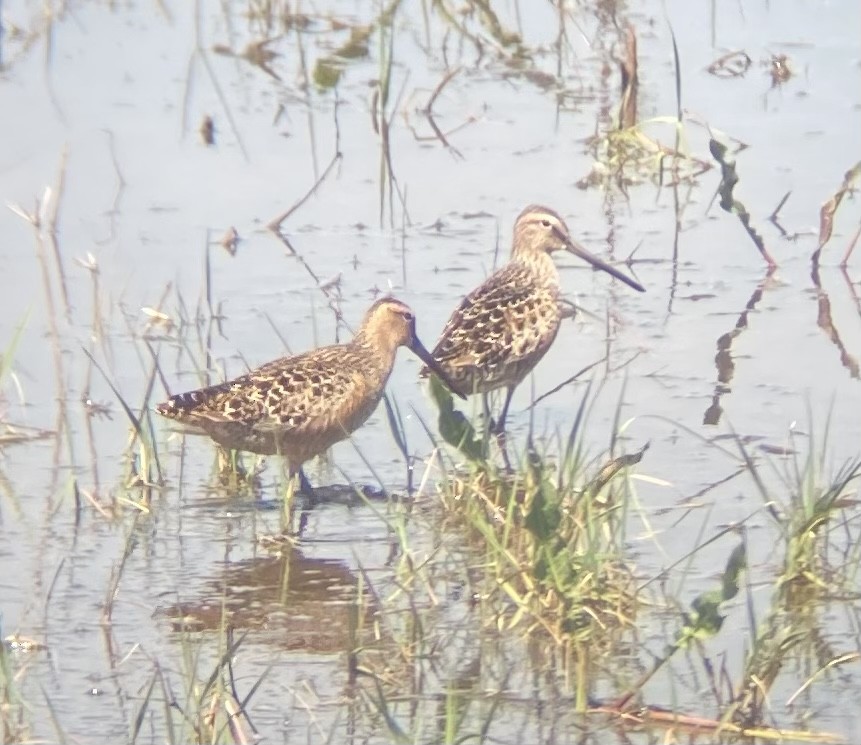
left=422, top=66, right=464, bottom=157
left=529, top=356, right=608, bottom=408
left=266, top=151, right=342, bottom=232
left=840, top=220, right=861, bottom=267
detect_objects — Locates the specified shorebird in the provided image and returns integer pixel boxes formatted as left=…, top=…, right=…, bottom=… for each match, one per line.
left=423, top=204, right=644, bottom=433
left=157, top=297, right=464, bottom=492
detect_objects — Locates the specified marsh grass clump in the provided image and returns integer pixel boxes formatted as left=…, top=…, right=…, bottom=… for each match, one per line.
left=739, top=425, right=861, bottom=601
left=0, top=629, right=31, bottom=744
left=126, top=612, right=261, bottom=744
left=579, top=25, right=712, bottom=191
left=779, top=457, right=861, bottom=600
left=581, top=124, right=712, bottom=190
left=726, top=432, right=861, bottom=728
left=430, top=378, right=642, bottom=648
left=336, top=380, right=649, bottom=741
left=84, top=349, right=165, bottom=508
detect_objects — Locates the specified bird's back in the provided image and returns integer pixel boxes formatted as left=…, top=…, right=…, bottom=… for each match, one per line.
left=427, top=259, right=562, bottom=395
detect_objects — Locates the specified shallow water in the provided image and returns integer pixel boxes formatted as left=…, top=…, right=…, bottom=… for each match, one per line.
left=1, top=0, right=860, bottom=742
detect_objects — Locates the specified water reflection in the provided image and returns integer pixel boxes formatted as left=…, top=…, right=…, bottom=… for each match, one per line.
left=703, top=270, right=775, bottom=426
left=811, top=265, right=860, bottom=380
left=161, top=546, right=373, bottom=654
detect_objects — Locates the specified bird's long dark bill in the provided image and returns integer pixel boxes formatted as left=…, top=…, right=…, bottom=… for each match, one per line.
left=562, top=232, right=645, bottom=292
left=410, top=336, right=467, bottom=400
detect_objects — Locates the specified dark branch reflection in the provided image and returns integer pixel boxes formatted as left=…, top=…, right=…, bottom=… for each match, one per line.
left=811, top=264, right=860, bottom=380
left=703, top=270, right=775, bottom=426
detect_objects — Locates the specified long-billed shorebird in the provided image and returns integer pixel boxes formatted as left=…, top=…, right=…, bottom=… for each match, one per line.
left=157, top=297, right=464, bottom=492
left=423, top=204, right=644, bottom=433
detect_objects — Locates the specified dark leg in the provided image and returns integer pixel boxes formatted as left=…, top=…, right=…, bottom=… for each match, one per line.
left=296, top=468, right=317, bottom=513
left=216, top=446, right=244, bottom=483
left=285, top=467, right=315, bottom=537
left=296, top=509, right=310, bottom=537
left=481, top=393, right=493, bottom=430
left=491, top=386, right=515, bottom=436
left=492, top=386, right=514, bottom=473
left=297, top=468, right=314, bottom=498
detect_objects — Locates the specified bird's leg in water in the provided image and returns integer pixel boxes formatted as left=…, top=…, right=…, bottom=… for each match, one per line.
left=491, top=387, right=515, bottom=472
left=297, top=467, right=314, bottom=499
left=493, top=387, right=515, bottom=436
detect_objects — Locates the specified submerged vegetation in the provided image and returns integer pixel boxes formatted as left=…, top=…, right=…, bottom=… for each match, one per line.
left=1, top=1, right=860, bottom=744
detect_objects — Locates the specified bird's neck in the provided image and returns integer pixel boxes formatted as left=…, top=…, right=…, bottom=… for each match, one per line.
left=513, top=250, right=559, bottom=285
left=351, top=330, right=399, bottom=378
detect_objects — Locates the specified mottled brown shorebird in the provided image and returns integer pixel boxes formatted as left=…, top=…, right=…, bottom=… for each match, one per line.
left=157, top=297, right=464, bottom=492
left=423, top=204, right=644, bottom=433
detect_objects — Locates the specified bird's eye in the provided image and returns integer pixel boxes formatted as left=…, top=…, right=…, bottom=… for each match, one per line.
left=402, top=311, right=414, bottom=322
left=541, top=219, right=552, bottom=228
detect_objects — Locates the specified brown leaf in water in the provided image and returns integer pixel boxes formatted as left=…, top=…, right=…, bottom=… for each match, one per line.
left=219, top=226, right=239, bottom=256
left=768, top=53, right=793, bottom=87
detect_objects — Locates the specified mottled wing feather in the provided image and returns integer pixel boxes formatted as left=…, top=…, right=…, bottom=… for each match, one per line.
left=158, top=345, right=374, bottom=436
left=431, top=264, right=561, bottom=393
left=249, top=350, right=373, bottom=434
